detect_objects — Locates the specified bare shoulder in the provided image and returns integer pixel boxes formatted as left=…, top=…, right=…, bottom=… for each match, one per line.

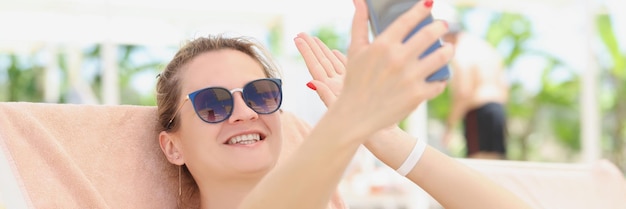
left=454, top=33, right=503, bottom=69
left=277, top=110, right=313, bottom=162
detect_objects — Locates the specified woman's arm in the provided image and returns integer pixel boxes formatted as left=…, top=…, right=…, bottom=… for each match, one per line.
left=365, top=128, right=532, bottom=209
left=239, top=107, right=365, bottom=209
left=239, top=0, right=449, bottom=208
left=294, top=17, right=531, bottom=209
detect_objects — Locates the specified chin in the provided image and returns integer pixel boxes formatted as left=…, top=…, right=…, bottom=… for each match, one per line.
left=224, top=135, right=282, bottom=176
left=234, top=157, right=278, bottom=176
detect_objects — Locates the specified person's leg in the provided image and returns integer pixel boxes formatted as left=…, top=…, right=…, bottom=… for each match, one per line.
left=463, top=107, right=483, bottom=157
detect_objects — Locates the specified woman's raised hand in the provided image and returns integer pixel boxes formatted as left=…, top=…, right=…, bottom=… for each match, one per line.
left=294, top=33, right=346, bottom=107
left=317, top=0, right=452, bottom=138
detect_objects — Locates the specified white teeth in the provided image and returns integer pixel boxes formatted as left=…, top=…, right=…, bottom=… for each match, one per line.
left=227, top=133, right=261, bottom=145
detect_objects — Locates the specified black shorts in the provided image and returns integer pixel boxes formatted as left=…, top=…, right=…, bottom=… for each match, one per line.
left=463, top=102, right=507, bottom=156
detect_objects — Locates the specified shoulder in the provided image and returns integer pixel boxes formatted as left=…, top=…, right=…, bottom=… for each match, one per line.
left=280, top=110, right=312, bottom=139
left=277, top=110, right=312, bottom=163
left=278, top=111, right=349, bottom=209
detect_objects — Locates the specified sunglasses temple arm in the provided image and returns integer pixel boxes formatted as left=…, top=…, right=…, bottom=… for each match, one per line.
left=167, top=97, right=189, bottom=129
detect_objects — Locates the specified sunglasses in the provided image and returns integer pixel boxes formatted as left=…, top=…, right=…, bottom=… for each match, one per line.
left=167, top=78, right=283, bottom=129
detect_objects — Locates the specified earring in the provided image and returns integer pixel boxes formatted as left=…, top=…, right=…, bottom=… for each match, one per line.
left=178, top=165, right=182, bottom=197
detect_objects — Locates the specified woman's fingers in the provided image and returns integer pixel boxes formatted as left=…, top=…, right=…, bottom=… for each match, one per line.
left=348, top=0, right=371, bottom=55
left=332, top=49, right=347, bottom=71
left=377, top=0, right=432, bottom=43
left=297, top=33, right=335, bottom=77
left=295, top=36, right=328, bottom=79
left=331, top=49, right=347, bottom=76
left=432, top=81, right=447, bottom=98
left=410, top=43, right=455, bottom=82
left=403, top=20, right=449, bottom=59
left=309, top=80, right=338, bottom=107
left=424, top=81, right=447, bottom=100
left=296, top=33, right=347, bottom=79
left=313, top=37, right=345, bottom=76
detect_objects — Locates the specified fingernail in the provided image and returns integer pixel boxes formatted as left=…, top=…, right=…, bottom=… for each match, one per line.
left=442, top=20, right=448, bottom=29
left=424, top=0, right=433, bottom=8
left=306, top=82, right=317, bottom=90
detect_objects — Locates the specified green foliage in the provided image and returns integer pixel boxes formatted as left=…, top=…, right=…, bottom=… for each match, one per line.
left=537, top=60, right=581, bottom=150
left=485, top=13, right=533, bottom=66
left=311, top=25, right=347, bottom=53
left=268, top=22, right=284, bottom=55
left=597, top=14, right=626, bottom=78
left=117, top=45, right=162, bottom=105
left=81, top=44, right=163, bottom=105
left=5, top=54, right=45, bottom=102
left=428, top=8, right=585, bottom=160
left=1, top=43, right=164, bottom=105
left=428, top=87, right=451, bottom=120
left=596, top=13, right=626, bottom=170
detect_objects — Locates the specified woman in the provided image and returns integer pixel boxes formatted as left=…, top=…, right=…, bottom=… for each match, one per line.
left=157, top=0, right=531, bottom=208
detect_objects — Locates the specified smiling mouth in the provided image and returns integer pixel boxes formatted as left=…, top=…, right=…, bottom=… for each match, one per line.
left=226, top=133, right=265, bottom=145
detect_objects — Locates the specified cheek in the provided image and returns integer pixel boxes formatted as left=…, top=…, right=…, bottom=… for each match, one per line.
left=264, top=114, right=282, bottom=135
left=179, top=121, right=221, bottom=150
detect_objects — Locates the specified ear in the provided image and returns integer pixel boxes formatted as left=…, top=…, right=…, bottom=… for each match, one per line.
left=159, top=131, right=185, bottom=165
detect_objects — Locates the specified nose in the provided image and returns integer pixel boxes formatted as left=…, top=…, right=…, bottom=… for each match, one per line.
left=227, top=92, right=259, bottom=124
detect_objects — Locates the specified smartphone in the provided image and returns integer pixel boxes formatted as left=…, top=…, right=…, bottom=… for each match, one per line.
left=365, top=0, right=450, bottom=82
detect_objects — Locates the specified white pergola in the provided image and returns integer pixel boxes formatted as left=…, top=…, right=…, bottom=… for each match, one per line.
left=0, top=0, right=609, bottom=163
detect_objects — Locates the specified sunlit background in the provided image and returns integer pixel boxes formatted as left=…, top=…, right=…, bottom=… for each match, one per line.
left=1, top=0, right=625, bottom=208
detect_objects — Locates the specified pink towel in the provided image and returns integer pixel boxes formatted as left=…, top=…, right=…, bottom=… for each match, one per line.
left=457, top=158, right=626, bottom=209
left=0, top=102, right=345, bottom=209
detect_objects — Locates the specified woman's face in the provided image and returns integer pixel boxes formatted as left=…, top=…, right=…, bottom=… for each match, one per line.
left=174, top=49, right=283, bottom=180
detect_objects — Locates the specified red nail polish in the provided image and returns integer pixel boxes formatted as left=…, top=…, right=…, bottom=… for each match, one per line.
left=424, top=0, right=433, bottom=8
left=306, top=82, right=317, bottom=90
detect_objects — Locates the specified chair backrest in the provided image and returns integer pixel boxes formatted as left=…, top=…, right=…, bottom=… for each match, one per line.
left=0, top=102, right=177, bottom=208
left=2, top=102, right=625, bottom=209
left=0, top=102, right=343, bottom=209
left=449, top=158, right=626, bottom=209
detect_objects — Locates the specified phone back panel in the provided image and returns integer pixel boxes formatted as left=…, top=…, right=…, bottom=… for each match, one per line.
left=366, top=0, right=450, bottom=82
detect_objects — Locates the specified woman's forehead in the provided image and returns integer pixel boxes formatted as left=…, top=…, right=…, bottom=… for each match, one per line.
left=180, top=50, right=266, bottom=92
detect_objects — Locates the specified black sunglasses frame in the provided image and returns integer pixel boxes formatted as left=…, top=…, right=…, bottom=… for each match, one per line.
left=166, top=78, right=282, bottom=130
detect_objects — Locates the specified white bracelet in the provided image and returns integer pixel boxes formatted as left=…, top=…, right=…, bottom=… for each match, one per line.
left=396, top=139, right=427, bottom=176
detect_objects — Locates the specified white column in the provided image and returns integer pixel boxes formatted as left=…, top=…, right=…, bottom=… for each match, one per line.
left=43, top=45, right=60, bottom=103
left=66, top=45, right=99, bottom=104
left=580, top=0, right=601, bottom=162
left=406, top=103, right=429, bottom=143
left=101, top=42, right=119, bottom=105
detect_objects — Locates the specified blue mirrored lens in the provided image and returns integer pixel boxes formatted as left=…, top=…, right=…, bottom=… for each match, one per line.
left=243, top=79, right=282, bottom=114
left=192, top=87, right=233, bottom=123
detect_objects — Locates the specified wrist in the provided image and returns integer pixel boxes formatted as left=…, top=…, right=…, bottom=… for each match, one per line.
left=396, top=138, right=427, bottom=176
left=363, top=126, right=403, bottom=149
left=316, top=104, right=370, bottom=147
